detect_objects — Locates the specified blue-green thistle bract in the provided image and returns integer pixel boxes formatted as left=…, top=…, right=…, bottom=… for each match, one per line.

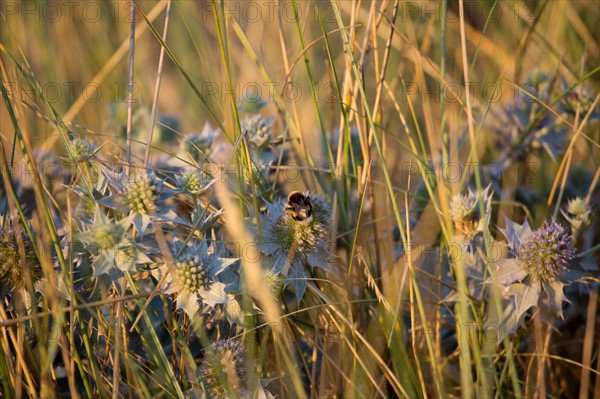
left=99, top=169, right=186, bottom=235
left=152, top=238, right=238, bottom=321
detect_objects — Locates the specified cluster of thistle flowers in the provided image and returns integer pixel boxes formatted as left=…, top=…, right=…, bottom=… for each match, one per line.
left=180, top=96, right=285, bottom=195
left=250, top=193, right=332, bottom=303
left=181, top=96, right=282, bottom=164
left=0, top=136, right=103, bottom=296
left=46, top=132, right=244, bottom=324
left=446, top=187, right=596, bottom=333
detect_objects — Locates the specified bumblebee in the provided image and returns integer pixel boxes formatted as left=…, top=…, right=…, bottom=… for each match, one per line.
left=285, top=191, right=313, bottom=222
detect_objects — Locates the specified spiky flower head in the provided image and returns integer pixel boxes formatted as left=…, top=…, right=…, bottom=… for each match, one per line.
left=254, top=193, right=331, bottom=302
left=562, top=196, right=591, bottom=233
left=449, top=185, right=492, bottom=237
left=566, top=197, right=590, bottom=218
left=263, top=267, right=281, bottom=293
left=562, top=85, right=596, bottom=116
left=182, top=123, right=220, bottom=162
left=77, top=206, right=147, bottom=276
left=495, top=218, right=593, bottom=332
left=241, top=115, right=276, bottom=150
left=154, top=238, right=238, bottom=320
left=93, top=223, right=127, bottom=250
left=99, top=169, right=181, bottom=235
left=0, top=226, right=39, bottom=291
left=174, top=253, right=210, bottom=292
left=450, top=194, right=477, bottom=222
left=200, top=340, right=247, bottom=399
left=177, top=169, right=214, bottom=196
left=68, top=137, right=98, bottom=163
left=517, top=221, right=576, bottom=281
left=273, top=192, right=330, bottom=255
left=123, top=172, right=158, bottom=214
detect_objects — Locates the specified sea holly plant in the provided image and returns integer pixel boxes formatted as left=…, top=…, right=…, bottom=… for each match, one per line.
left=198, top=340, right=247, bottom=399
left=99, top=168, right=188, bottom=235
left=240, top=113, right=285, bottom=176
left=182, top=122, right=221, bottom=163
left=188, top=339, right=274, bottom=399
left=241, top=114, right=283, bottom=151
left=443, top=185, right=495, bottom=303
left=251, top=192, right=332, bottom=303
left=152, top=237, right=239, bottom=322
left=176, top=168, right=216, bottom=196
left=558, top=78, right=600, bottom=120
left=561, top=196, right=592, bottom=235
left=449, top=184, right=493, bottom=238
left=77, top=205, right=151, bottom=277
left=65, top=136, right=102, bottom=165
left=489, top=71, right=571, bottom=162
left=492, top=219, right=591, bottom=332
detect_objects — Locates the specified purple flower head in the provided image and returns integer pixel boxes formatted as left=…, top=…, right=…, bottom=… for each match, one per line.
left=517, top=221, right=576, bottom=281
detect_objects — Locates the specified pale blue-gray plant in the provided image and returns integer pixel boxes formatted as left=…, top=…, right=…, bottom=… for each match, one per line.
left=558, top=78, right=600, bottom=120
left=237, top=92, right=268, bottom=114
left=176, top=168, right=216, bottom=196
left=152, top=237, right=239, bottom=322
left=99, top=169, right=187, bottom=235
left=449, top=184, right=493, bottom=238
left=77, top=206, right=151, bottom=277
left=182, top=122, right=221, bottom=163
left=252, top=193, right=331, bottom=303
left=561, top=197, right=592, bottom=234
left=493, top=219, right=585, bottom=332
left=241, top=114, right=280, bottom=151
left=66, top=137, right=101, bottom=164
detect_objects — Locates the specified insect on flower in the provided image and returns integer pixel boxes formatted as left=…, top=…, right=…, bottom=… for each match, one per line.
left=285, top=191, right=313, bottom=222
